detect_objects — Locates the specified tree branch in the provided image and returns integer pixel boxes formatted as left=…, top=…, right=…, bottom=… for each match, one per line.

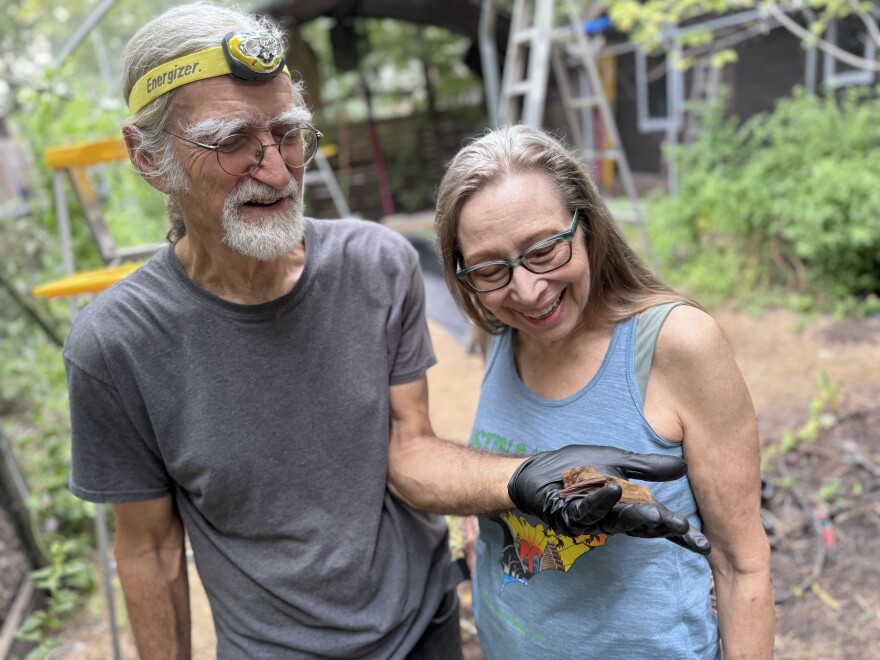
left=766, top=4, right=880, bottom=71
left=847, top=0, right=880, bottom=49
left=0, top=271, right=64, bottom=348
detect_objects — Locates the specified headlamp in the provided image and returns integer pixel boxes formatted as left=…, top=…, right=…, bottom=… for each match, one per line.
left=128, top=32, right=290, bottom=115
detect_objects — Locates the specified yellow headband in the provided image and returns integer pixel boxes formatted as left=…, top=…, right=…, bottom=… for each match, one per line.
left=128, top=32, right=290, bottom=115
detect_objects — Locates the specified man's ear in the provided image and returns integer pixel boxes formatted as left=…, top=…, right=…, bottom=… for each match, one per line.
left=122, top=124, right=172, bottom=194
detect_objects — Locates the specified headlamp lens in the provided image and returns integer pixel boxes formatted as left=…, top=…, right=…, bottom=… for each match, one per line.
left=223, top=32, right=286, bottom=79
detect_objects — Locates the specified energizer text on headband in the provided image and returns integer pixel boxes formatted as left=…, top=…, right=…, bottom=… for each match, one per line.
left=128, top=32, right=290, bottom=114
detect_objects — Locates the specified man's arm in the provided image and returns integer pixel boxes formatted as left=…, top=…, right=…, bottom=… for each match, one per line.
left=387, top=377, right=710, bottom=555
left=387, top=377, right=520, bottom=516
left=112, top=496, right=191, bottom=660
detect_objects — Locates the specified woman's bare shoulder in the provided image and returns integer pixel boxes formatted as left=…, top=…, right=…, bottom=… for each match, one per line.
left=653, top=304, right=731, bottom=365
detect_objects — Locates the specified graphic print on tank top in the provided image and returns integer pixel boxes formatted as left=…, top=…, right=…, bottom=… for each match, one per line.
left=471, top=424, right=614, bottom=585
left=490, top=510, right=608, bottom=584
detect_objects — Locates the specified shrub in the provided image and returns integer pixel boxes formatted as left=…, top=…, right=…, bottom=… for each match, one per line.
left=649, top=86, right=880, bottom=314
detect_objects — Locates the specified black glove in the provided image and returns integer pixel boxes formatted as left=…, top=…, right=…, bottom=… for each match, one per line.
left=507, top=445, right=711, bottom=555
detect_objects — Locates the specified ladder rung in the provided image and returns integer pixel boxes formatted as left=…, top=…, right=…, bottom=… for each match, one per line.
left=504, top=81, right=533, bottom=96
left=563, top=43, right=599, bottom=59
left=565, top=96, right=602, bottom=109
left=512, top=27, right=538, bottom=45
left=582, top=149, right=622, bottom=160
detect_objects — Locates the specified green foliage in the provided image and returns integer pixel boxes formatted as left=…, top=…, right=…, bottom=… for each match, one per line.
left=0, top=55, right=163, bottom=657
left=1, top=3, right=197, bottom=650
left=301, top=17, right=483, bottom=124
left=648, top=87, right=880, bottom=314
left=15, top=540, right=96, bottom=659
left=10, top=70, right=167, bottom=276
left=2, top=290, right=109, bottom=648
left=1, top=331, right=98, bottom=653
left=606, top=0, right=865, bottom=52
left=385, top=107, right=486, bottom=214
left=97, top=163, right=169, bottom=249
left=2, top=0, right=240, bottom=106
left=762, top=372, right=842, bottom=466
left=817, top=476, right=844, bottom=507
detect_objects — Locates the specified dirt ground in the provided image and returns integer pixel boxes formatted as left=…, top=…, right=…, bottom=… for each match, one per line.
left=27, top=303, right=880, bottom=658
left=731, top=309, right=880, bottom=659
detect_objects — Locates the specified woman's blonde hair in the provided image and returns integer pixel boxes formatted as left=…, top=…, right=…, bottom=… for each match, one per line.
left=434, top=125, right=698, bottom=333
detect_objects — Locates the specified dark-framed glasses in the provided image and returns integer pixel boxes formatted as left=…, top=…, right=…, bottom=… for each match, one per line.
left=165, top=126, right=322, bottom=176
left=456, top=209, right=581, bottom=293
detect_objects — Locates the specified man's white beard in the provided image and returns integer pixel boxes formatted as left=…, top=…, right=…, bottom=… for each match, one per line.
left=221, top=178, right=305, bottom=261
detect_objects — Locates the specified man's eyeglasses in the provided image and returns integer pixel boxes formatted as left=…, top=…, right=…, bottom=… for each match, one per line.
left=456, top=210, right=581, bottom=293
left=165, top=126, right=322, bottom=176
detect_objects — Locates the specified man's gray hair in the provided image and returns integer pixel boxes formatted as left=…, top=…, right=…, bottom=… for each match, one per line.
left=122, top=2, right=306, bottom=241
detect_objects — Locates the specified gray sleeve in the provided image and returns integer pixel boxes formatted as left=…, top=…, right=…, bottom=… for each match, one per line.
left=65, top=357, right=171, bottom=503
left=387, top=244, right=437, bottom=386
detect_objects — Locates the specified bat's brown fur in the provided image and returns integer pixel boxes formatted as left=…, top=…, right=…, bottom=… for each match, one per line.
left=558, top=465, right=654, bottom=504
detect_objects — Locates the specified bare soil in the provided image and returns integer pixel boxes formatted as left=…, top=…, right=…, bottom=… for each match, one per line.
left=13, top=304, right=880, bottom=658
left=709, top=307, right=880, bottom=659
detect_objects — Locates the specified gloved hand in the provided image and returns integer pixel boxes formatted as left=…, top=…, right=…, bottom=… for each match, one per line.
left=507, top=445, right=711, bottom=555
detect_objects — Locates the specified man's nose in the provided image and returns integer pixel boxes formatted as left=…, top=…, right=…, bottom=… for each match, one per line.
left=251, top=142, right=295, bottom=188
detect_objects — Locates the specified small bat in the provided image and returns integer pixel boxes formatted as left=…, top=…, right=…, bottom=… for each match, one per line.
left=557, top=465, right=654, bottom=504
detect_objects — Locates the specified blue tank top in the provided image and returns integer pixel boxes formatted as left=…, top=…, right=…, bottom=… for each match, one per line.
left=470, top=313, right=720, bottom=658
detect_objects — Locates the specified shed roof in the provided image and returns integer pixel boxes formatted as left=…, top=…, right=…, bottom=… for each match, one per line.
left=260, top=0, right=510, bottom=50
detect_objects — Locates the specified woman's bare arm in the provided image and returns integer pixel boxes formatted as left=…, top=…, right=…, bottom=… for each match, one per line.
left=649, top=306, right=775, bottom=658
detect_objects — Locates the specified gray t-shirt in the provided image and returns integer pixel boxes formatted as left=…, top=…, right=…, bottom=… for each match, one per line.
left=64, top=218, right=450, bottom=658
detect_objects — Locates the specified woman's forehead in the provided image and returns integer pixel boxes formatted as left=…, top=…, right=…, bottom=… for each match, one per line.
left=457, top=174, right=568, bottom=259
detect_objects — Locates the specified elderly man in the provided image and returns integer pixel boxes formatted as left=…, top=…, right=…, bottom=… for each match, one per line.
left=63, top=4, right=708, bottom=658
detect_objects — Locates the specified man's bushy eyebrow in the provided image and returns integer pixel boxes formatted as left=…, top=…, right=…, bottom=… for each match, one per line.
left=270, top=108, right=313, bottom=128
left=186, top=116, right=249, bottom=142
left=185, top=108, right=312, bottom=142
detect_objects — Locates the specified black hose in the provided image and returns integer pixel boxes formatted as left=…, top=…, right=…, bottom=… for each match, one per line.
left=773, top=453, right=827, bottom=604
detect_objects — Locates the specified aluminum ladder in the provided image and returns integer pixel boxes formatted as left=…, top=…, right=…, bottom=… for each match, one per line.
left=498, top=0, right=657, bottom=268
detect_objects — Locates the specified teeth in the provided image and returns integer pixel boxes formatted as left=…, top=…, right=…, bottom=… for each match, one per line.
left=524, top=295, right=561, bottom=319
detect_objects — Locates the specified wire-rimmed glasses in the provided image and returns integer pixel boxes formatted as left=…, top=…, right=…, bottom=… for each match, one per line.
left=456, top=210, right=581, bottom=293
left=165, top=126, right=322, bottom=176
